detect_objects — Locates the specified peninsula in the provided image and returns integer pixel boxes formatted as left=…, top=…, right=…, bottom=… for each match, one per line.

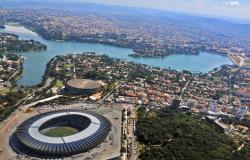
left=0, top=32, right=47, bottom=53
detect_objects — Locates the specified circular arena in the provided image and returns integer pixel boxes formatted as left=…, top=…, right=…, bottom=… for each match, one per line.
left=10, top=110, right=111, bottom=158
left=66, top=79, right=101, bottom=95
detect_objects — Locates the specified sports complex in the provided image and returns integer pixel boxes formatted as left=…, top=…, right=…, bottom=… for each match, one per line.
left=66, top=79, right=101, bottom=95
left=10, top=109, right=111, bottom=158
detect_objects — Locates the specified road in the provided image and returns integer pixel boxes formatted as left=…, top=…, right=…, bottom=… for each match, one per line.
left=0, top=94, right=62, bottom=128
left=121, top=105, right=138, bottom=160
left=8, top=57, right=22, bottom=80
left=98, top=82, right=124, bottom=104
left=129, top=118, right=138, bottom=160
left=21, top=95, right=63, bottom=111
left=228, top=53, right=247, bottom=67
left=37, top=77, right=54, bottom=91
left=180, top=80, right=191, bottom=99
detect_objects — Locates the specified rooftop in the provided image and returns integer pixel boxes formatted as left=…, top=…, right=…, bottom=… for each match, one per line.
left=67, top=79, right=101, bottom=89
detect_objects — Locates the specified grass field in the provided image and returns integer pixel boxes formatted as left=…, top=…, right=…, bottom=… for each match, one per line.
left=0, top=87, right=11, bottom=95
left=64, top=64, right=74, bottom=68
left=43, top=127, right=79, bottom=137
left=55, top=79, right=64, bottom=88
left=245, top=59, right=250, bottom=66
left=6, top=22, right=22, bottom=27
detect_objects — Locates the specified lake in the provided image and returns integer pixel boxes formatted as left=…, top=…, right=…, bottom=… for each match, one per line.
left=0, top=25, right=233, bottom=86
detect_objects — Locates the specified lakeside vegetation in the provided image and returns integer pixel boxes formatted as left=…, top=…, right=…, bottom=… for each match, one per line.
left=136, top=107, right=248, bottom=160
left=0, top=32, right=47, bottom=53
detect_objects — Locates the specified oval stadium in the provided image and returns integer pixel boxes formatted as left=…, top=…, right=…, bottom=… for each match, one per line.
left=66, top=79, right=101, bottom=95
left=10, top=110, right=111, bottom=158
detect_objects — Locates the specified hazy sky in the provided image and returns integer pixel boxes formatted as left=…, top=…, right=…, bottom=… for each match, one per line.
left=74, top=0, right=250, bottom=19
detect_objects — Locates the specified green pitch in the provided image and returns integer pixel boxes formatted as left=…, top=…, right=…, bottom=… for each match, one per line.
left=43, top=127, right=79, bottom=137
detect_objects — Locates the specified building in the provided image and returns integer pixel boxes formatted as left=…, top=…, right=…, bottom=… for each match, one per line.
left=171, top=96, right=181, bottom=109
left=66, top=79, right=101, bottom=96
left=205, top=116, right=230, bottom=133
left=236, top=107, right=249, bottom=120
left=10, top=110, right=111, bottom=158
left=209, top=99, right=218, bottom=112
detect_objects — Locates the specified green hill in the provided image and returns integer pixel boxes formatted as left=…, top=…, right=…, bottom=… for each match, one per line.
left=136, top=107, right=247, bottom=160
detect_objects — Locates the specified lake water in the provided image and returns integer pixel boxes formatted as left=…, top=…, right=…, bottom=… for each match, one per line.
left=0, top=25, right=233, bottom=86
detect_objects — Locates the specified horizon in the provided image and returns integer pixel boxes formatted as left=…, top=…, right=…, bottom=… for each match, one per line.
left=1, top=0, right=250, bottom=22
left=78, top=0, right=250, bottom=21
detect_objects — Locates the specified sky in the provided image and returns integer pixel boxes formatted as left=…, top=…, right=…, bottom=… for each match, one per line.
left=71, top=0, right=250, bottom=20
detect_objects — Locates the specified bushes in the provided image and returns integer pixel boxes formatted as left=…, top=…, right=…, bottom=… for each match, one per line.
left=0, top=90, right=27, bottom=122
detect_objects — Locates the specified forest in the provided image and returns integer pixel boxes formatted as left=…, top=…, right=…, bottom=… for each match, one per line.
left=136, top=107, right=249, bottom=160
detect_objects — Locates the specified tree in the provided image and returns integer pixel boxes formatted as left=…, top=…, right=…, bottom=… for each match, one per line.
left=136, top=107, right=239, bottom=160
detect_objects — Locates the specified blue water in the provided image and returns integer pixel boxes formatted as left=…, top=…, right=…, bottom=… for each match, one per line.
left=0, top=25, right=233, bottom=86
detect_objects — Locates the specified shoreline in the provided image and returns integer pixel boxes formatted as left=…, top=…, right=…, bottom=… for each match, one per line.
left=4, top=24, right=234, bottom=60
left=1, top=24, right=234, bottom=86
left=1, top=26, right=47, bottom=52
left=228, top=53, right=250, bottom=67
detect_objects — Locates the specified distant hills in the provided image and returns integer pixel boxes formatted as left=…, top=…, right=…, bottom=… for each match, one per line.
left=1, top=0, right=250, bottom=25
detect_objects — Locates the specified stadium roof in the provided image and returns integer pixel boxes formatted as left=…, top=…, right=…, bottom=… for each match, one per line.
left=28, top=112, right=101, bottom=144
left=67, top=79, right=101, bottom=90
left=11, top=110, right=111, bottom=157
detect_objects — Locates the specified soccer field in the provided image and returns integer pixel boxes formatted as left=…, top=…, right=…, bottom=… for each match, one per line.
left=43, top=127, right=79, bottom=137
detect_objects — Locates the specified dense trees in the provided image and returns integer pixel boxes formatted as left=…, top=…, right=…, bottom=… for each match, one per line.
left=0, top=33, right=47, bottom=52
left=136, top=108, right=243, bottom=160
left=233, top=142, right=250, bottom=160
left=0, top=90, right=27, bottom=122
left=84, top=70, right=108, bottom=80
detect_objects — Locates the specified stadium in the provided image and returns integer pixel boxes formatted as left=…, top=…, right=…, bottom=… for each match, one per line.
left=66, top=79, right=102, bottom=95
left=10, top=110, right=111, bottom=158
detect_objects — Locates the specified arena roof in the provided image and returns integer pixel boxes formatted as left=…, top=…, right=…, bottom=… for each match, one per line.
left=11, top=110, right=111, bottom=157
left=66, top=79, right=101, bottom=90
left=28, top=112, right=100, bottom=144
